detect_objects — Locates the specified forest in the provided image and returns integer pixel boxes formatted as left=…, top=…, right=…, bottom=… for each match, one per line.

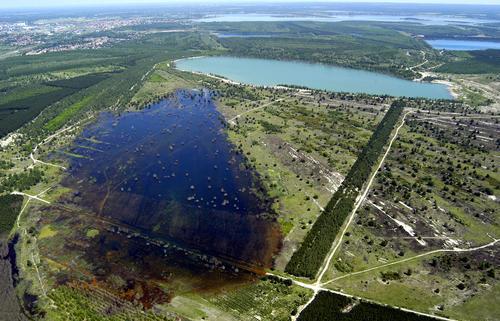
left=437, top=50, right=500, bottom=74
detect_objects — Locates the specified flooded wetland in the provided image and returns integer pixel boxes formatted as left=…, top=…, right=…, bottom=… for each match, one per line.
left=37, top=90, right=282, bottom=310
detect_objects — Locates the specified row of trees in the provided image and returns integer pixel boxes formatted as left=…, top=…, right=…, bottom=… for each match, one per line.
left=285, top=101, right=404, bottom=278
left=298, top=291, right=439, bottom=321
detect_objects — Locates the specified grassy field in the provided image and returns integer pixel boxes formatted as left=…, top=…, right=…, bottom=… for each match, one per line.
left=130, top=63, right=202, bottom=108
left=285, top=102, right=404, bottom=278
left=326, top=249, right=498, bottom=321
left=44, top=95, right=94, bottom=131
left=321, top=109, right=499, bottom=321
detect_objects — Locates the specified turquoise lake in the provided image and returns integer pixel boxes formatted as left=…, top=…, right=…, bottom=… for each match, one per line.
left=426, top=39, right=500, bottom=51
left=176, top=56, right=453, bottom=99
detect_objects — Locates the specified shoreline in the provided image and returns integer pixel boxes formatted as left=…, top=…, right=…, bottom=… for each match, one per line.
left=414, top=71, right=459, bottom=99
left=171, top=55, right=207, bottom=65
left=433, top=79, right=459, bottom=99
left=174, top=63, right=456, bottom=101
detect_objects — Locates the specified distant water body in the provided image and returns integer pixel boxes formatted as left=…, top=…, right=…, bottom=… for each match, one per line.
left=196, top=13, right=496, bottom=26
left=426, top=39, right=500, bottom=51
left=176, top=56, right=453, bottom=99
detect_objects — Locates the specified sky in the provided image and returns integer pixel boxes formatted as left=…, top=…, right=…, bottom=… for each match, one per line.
left=1, top=0, right=499, bottom=9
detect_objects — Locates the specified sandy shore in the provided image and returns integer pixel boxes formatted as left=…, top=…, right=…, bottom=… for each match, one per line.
left=414, top=71, right=459, bottom=99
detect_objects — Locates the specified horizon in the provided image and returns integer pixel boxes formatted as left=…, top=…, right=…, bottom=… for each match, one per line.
left=1, top=0, right=500, bottom=10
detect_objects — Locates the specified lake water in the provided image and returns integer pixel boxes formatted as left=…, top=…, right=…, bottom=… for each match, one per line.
left=426, top=39, right=500, bottom=51
left=196, top=13, right=496, bottom=25
left=59, top=90, right=281, bottom=268
left=176, top=56, right=453, bottom=99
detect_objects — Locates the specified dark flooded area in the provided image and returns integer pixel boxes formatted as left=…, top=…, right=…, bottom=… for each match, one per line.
left=37, top=200, right=263, bottom=310
left=58, top=89, right=281, bottom=270
left=0, top=234, right=29, bottom=321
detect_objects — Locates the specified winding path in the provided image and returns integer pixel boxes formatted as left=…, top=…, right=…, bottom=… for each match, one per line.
left=322, top=238, right=499, bottom=286
left=409, top=51, right=428, bottom=71
left=10, top=191, right=51, bottom=298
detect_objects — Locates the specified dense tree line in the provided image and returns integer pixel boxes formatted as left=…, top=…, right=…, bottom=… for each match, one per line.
left=0, top=194, right=23, bottom=234
left=285, top=101, right=404, bottom=278
left=0, top=168, right=45, bottom=193
left=298, top=291, right=440, bottom=321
